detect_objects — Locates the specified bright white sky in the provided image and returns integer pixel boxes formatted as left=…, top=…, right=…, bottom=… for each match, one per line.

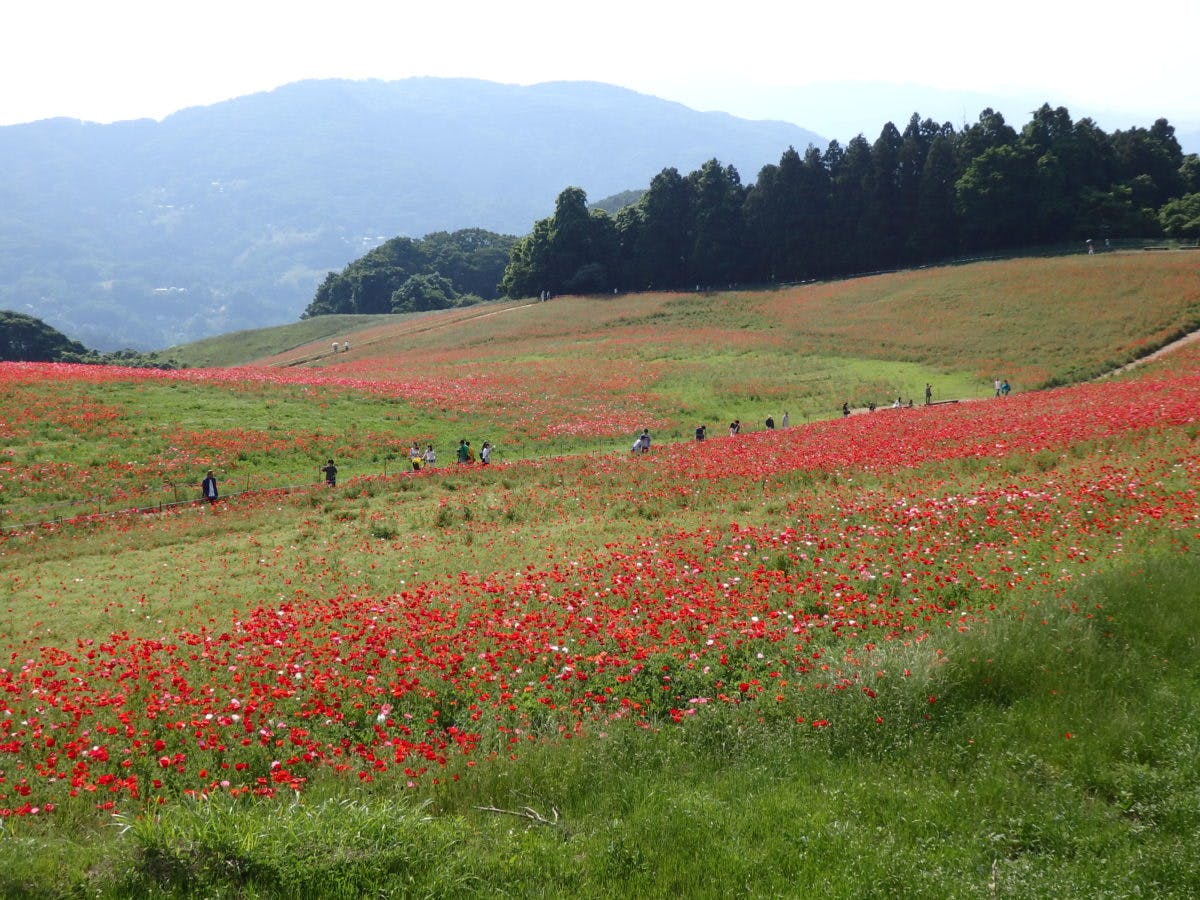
left=3, top=0, right=1198, bottom=137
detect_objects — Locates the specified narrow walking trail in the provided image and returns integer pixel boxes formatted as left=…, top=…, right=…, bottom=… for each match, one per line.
left=267, top=302, right=539, bottom=368
left=1098, top=326, right=1200, bottom=379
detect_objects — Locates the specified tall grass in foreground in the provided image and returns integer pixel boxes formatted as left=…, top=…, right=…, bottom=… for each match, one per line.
left=4, top=552, right=1197, bottom=898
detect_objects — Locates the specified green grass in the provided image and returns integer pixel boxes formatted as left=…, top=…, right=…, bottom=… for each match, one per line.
left=154, top=314, right=418, bottom=368
left=4, top=552, right=1198, bottom=897
left=157, top=253, right=1200, bottom=392
left=76, top=253, right=1188, bottom=519
left=4, top=253, right=1200, bottom=896
left=650, top=352, right=982, bottom=424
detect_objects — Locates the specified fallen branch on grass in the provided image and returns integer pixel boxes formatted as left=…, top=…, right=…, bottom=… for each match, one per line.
left=474, top=805, right=561, bottom=828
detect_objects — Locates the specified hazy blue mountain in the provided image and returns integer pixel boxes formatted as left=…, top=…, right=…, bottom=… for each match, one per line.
left=590, top=189, right=647, bottom=215
left=0, top=78, right=825, bottom=349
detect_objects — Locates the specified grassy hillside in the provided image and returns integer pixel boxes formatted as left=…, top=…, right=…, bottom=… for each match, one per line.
left=155, top=313, right=417, bottom=368
left=1, top=254, right=1198, bottom=896
left=167, top=252, right=1200, bottom=385
left=287, top=250, right=1200, bottom=394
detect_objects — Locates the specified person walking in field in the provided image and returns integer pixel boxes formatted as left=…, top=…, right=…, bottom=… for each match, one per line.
left=994, top=379, right=1002, bottom=398
left=480, top=441, right=492, bottom=464
left=457, top=440, right=470, bottom=464
left=409, top=443, right=422, bottom=472
left=201, top=470, right=219, bottom=502
left=1002, top=379, right=1011, bottom=397
left=781, top=412, right=789, bottom=428
left=842, top=402, right=850, bottom=417
left=424, top=444, right=437, bottom=467
left=695, top=424, right=707, bottom=441
left=322, top=459, right=338, bottom=486
left=765, top=415, right=775, bottom=430
left=729, top=420, right=741, bottom=436
left=925, top=383, right=933, bottom=405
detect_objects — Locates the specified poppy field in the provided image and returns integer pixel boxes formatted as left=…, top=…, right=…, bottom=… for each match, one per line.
left=2, top=258, right=1200, bottom=896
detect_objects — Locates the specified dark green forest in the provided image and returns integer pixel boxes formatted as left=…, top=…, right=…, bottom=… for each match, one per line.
left=0, top=311, right=89, bottom=362
left=0, top=310, right=172, bottom=366
left=302, top=229, right=517, bottom=317
left=501, top=105, right=1200, bottom=297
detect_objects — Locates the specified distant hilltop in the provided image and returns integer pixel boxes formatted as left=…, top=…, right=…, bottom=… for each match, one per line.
left=0, top=78, right=826, bottom=350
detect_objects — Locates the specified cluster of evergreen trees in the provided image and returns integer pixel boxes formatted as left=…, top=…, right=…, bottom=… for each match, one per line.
left=501, top=105, right=1200, bottom=297
left=302, top=229, right=518, bottom=318
left=0, top=310, right=176, bottom=366
left=0, top=311, right=90, bottom=362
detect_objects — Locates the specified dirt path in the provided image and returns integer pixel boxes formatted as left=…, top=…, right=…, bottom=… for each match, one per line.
left=1098, top=326, right=1200, bottom=379
left=265, top=301, right=539, bottom=367
left=843, top=325, right=1200, bottom=415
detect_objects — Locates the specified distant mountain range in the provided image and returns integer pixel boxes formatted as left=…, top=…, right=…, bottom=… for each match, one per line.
left=0, top=78, right=825, bottom=350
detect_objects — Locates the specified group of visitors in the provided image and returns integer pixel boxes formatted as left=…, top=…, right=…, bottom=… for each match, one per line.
left=716, top=415, right=785, bottom=436
left=642, top=412, right=794, bottom=452
left=200, top=437, right=502, bottom=501
left=408, top=443, right=437, bottom=471
left=198, top=377, right=1014, bottom=502
left=409, top=439, right=494, bottom=468
left=838, top=379, right=1013, bottom=418
left=456, top=439, right=493, bottom=464
left=846, top=384, right=936, bottom=416
left=844, top=385, right=926, bottom=416
left=846, top=393, right=921, bottom=416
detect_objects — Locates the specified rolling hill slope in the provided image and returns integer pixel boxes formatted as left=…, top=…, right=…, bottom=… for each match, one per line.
left=166, top=251, right=1200, bottom=395
left=0, top=78, right=825, bottom=350
left=1, top=252, right=1199, bottom=896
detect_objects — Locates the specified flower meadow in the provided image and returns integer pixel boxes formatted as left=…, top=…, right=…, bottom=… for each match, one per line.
left=0, top=358, right=678, bottom=522
left=6, top=249, right=1200, bottom=528
left=1, top=354, right=1197, bottom=823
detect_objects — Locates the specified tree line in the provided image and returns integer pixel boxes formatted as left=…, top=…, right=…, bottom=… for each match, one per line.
left=303, top=229, right=518, bottom=318
left=500, top=105, right=1200, bottom=298
left=0, top=311, right=178, bottom=366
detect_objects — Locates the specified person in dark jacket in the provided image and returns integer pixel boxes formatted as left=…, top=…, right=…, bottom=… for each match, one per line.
left=201, top=470, right=218, bottom=502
